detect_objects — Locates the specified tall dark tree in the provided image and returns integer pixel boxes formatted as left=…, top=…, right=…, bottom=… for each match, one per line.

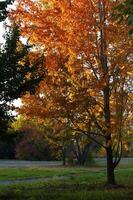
left=0, top=25, right=45, bottom=137
left=0, top=0, right=14, bottom=21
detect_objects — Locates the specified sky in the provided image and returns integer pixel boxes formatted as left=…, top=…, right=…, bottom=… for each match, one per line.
left=13, top=99, right=22, bottom=108
left=0, top=0, right=16, bottom=44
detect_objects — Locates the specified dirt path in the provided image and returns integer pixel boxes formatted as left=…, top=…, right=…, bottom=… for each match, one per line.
left=0, top=178, right=44, bottom=185
left=0, top=176, right=68, bottom=185
left=0, top=160, right=62, bottom=168
left=0, top=158, right=132, bottom=186
left=0, top=158, right=132, bottom=168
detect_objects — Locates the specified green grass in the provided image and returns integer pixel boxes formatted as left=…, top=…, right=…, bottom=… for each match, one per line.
left=0, top=188, right=132, bottom=200
left=0, top=167, right=103, bottom=181
left=0, top=165, right=132, bottom=199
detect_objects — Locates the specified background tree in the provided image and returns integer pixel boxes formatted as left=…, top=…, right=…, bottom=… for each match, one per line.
left=0, top=25, right=45, bottom=151
left=114, top=0, right=133, bottom=35
left=0, top=0, right=14, bottom=22
left=11, top=116, right=63, bottom=161
left=15, top=125, right=54, bottom=161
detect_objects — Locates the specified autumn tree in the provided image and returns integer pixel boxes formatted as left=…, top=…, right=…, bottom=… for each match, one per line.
left=12, top=115, right=68, bottom=161
left=12, top=0, right=133, bottom=185
left=15, top=125, right=54, bottom=161
left=19, top=65, right=101, bottom=166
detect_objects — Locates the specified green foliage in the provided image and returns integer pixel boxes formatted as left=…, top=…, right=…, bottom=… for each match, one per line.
left=128, top=16, right=133, bottom=26
left=114, top=0, right=133, bottom=35
left=129, top=28, right=133, bottom=35
left=0, top=0, right=14, bottom=21
left=0, top=104, right=11, bottom=137
left=0, top=25, right=45, bottom=139
left=0, top=26, right=44, bottom=103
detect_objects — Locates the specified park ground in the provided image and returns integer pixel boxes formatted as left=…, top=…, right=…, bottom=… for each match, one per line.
left=0, top=158, right=132, bottom=200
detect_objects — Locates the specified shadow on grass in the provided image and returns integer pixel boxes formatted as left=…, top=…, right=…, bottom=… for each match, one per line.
left=0, top=181, right=133, bottom=200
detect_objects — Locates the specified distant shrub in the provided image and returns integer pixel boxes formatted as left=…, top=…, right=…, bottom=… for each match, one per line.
left=15, top=125, right=54, bottom=160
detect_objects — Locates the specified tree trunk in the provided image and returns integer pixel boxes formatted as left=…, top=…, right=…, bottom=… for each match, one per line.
left=106, top=146, right=115, bottom=185
left=76, top=143, right=90, bottom=166
left=62, top=148, right=66, bottom=166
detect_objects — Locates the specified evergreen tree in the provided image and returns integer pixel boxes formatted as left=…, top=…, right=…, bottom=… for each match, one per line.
left=0, top=25, right=45, bottom=137
left=0, top=0, right=14, bottom=22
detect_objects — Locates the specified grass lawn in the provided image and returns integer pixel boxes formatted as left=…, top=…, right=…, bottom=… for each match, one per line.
left=0, top=161, right=132, bottom=199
